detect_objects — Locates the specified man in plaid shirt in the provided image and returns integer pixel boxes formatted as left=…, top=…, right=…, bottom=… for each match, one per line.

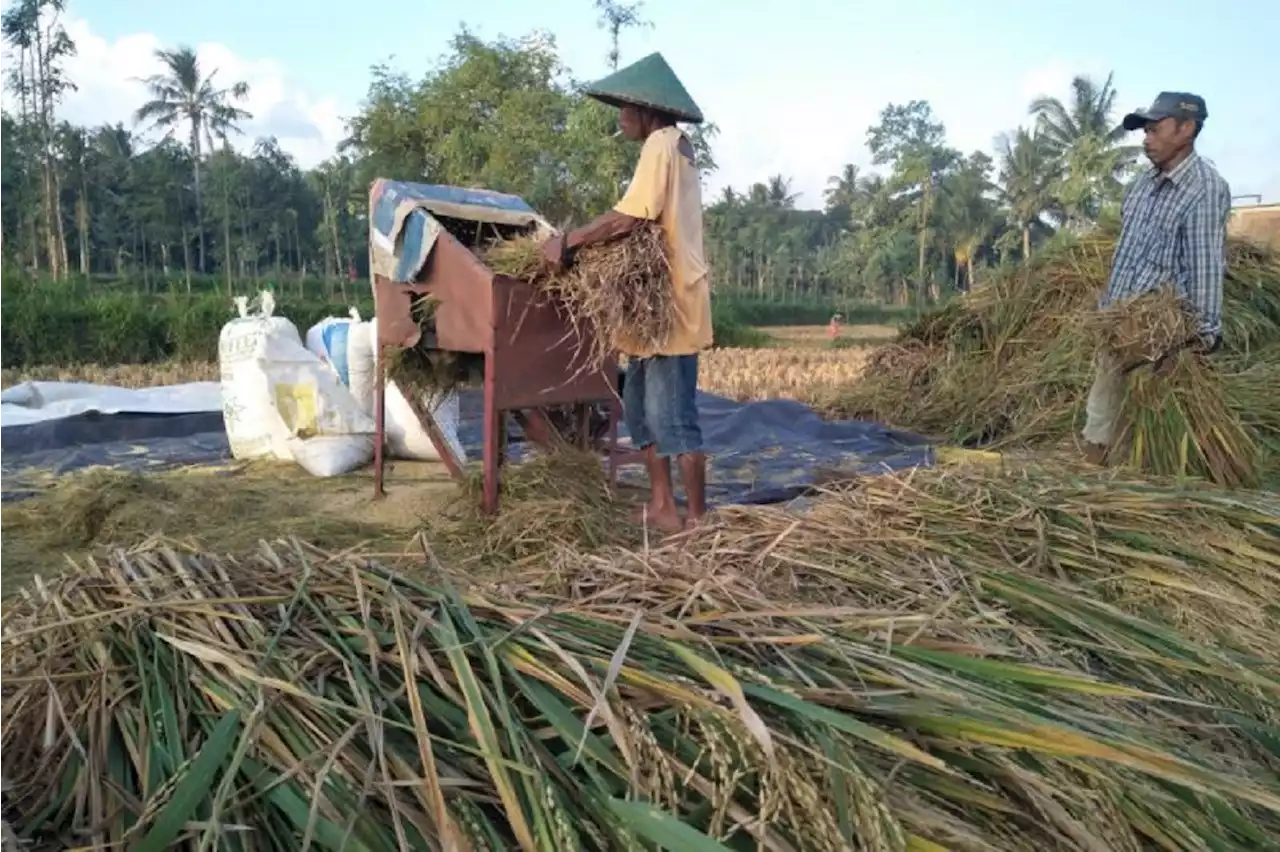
left=1083, top=91, right=1231, bottom=465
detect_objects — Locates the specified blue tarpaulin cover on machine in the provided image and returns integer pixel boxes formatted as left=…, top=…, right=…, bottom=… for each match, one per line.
left=368, top=179, right=551, bottom=284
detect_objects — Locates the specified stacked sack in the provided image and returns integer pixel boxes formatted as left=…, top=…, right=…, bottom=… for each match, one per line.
left=305, top=309, right=468, bottom=465
left=217, top=293, right=375, bottom=477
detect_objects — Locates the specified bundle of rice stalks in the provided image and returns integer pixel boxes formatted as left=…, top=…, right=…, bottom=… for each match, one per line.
left=6, top=465, right=1280, bottom=851
left=483, top=223, right=674, bottom=373
left=838, top=225, right=1280, bottom=484
left=481, top=234, right=544, bottom=281
left=1087, top=286, right=1198, bottom=364
left=386, top=294, right=484, bottom=401
left=1113, top=349, right=1261, bottom=488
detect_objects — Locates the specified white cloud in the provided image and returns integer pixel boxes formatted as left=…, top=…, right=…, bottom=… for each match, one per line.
left=3, top=12, right=350, bottom=168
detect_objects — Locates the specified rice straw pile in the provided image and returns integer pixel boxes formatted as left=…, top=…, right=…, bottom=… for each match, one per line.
left=429, top=448, right=635, bottom=565
left=835, top=223, right=1280, bottom=485
left=483, top=222, right=675, bottom=372
left=5, top=464, right=1280, bottom=851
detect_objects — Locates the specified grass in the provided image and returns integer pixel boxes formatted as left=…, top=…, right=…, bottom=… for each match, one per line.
left=4, top=462, right=1280, bottom=850
left=6, top=266, right=874, bottom=370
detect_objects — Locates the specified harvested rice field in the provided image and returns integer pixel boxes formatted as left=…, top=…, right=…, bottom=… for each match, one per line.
left=0, top=342, right=877, bottom=405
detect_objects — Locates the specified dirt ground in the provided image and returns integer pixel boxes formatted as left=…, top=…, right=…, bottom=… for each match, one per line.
left=1, top=459, right=461, bottom=597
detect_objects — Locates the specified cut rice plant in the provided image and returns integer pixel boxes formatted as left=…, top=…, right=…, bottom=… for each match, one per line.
left=481, top=233, right=545, bottom=281
left=1114, top=350, right=1261, bottom=488
left=5, top=464, right=1280, bottom=851
left=1087, top=286, right=1198, bottom=365
left=482, top=222, right=675, bottom=373
left=385, top=294, right=484, bottom=402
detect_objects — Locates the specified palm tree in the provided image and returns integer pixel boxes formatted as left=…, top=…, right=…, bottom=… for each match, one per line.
left=823, top=164, right=861, bottom=215
left=765, top=174, right=797, bottom=209
left=941, top=153, right=995, bottom=291
left=1029, top=72, right=1140, bottom=229
left=134, top=46, right=251, bottom=274
left=1029, top=73, right=1126, bottom=156
left=996, top=128, right=1060, bottom=259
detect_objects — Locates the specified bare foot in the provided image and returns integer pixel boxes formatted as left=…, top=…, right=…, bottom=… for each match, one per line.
left=630, top=503, right=685, bottom=534
left=684, top=508, right=712, bottom=530
left=1084, top=443, right=1109, bottom=466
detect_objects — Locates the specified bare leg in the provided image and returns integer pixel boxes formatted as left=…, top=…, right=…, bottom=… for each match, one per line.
left=678, top=451, right=707, bottom=525
left=631, top=445, right=684, bottom=533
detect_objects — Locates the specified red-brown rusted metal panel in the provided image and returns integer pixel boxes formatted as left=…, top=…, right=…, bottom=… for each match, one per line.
left=489, top=273, right=618, bottom=411
left=370, top=214, right=622, bottom=514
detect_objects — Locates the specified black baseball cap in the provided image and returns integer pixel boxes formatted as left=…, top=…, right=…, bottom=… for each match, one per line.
left=1122, top=92, right=1208, bottom=131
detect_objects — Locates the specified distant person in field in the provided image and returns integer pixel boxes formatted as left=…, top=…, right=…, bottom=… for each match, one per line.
left=828, top=313, right=843, bottom=340
left=540, top=53, right=711, bottom=533
left=1082, top=91, right=1230, bottom=466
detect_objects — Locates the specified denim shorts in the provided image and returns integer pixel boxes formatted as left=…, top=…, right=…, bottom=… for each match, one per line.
left=622, top=354, right=703, bottom=457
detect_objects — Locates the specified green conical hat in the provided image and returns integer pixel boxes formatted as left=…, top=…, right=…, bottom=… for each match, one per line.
left=584, top=53, right=704, bottom=124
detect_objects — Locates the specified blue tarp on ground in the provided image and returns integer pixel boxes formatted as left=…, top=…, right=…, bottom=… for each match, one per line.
left=2, top=390, right=933, bottom=505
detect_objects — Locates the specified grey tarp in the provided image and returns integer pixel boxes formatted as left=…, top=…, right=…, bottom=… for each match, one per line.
left=2, top=391, right=933, bottom=504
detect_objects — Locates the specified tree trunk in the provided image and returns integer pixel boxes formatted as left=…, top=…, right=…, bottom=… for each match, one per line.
left=76, top=189, right=90, bottom=275
left=53, top=170, right=68, bottom=275
left=967, top=253, right=975, bottom=291
left=30, top=46, right=58, bottom=278
left=1022, top=225, right=1031, bottom=260
left=222, top=146, right=234, bottom=297
left=182, top=223, right=193, bottom=294
left=189, top=120, right=206, bottom=274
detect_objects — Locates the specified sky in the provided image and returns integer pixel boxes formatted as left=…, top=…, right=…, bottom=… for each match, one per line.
left=3, top=0, right=1278, bottom=210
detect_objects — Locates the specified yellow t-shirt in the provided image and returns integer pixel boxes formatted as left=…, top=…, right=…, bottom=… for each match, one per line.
left=613, top=126, right=713, bottom=357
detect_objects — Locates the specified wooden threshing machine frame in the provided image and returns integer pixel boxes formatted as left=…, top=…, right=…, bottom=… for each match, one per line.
left=367, top=179, right=624, bottom=514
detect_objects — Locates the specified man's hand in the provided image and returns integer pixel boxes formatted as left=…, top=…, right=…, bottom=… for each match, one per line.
left=540, top=233, right=568, bottom=272
left=1151, top=333, right=1221, bottom=376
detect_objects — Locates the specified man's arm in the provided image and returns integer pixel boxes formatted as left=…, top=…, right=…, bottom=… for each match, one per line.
left=543, top=132, right=671, bottom=269
left=567, top=210, right=645, bottom=253
left=1182, top=177, right=1231, bottom=345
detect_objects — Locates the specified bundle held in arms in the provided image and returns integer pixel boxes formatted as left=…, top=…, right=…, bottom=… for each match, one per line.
left=1090, top=288, right=1261, bottom=488
left=837, top=224, right=1280, bottom=487
left=484, top=221, right=675, bottom=370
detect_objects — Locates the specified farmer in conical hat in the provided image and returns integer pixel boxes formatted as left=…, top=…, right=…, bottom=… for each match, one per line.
left=541, top=53, right=711, bottom=533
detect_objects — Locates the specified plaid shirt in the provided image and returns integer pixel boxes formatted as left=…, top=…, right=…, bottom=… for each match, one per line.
left=1103, top=152, right=1231, bottom=342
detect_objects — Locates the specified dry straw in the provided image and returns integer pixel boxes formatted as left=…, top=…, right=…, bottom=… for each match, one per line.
left=836, top=224, right=1280, bottom=486
left=4, top=463, right=1280, bottom=850
left=483, top=223, right=675, bottom=372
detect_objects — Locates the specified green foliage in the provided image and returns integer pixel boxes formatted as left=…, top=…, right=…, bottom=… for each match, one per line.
left=1, top=272, right=836, bottom=366
left=2, top=11, right=1142, bottom=349
left=0, top=271, right=373, bottom=366
left=709, top=304, right=771, bottom=348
